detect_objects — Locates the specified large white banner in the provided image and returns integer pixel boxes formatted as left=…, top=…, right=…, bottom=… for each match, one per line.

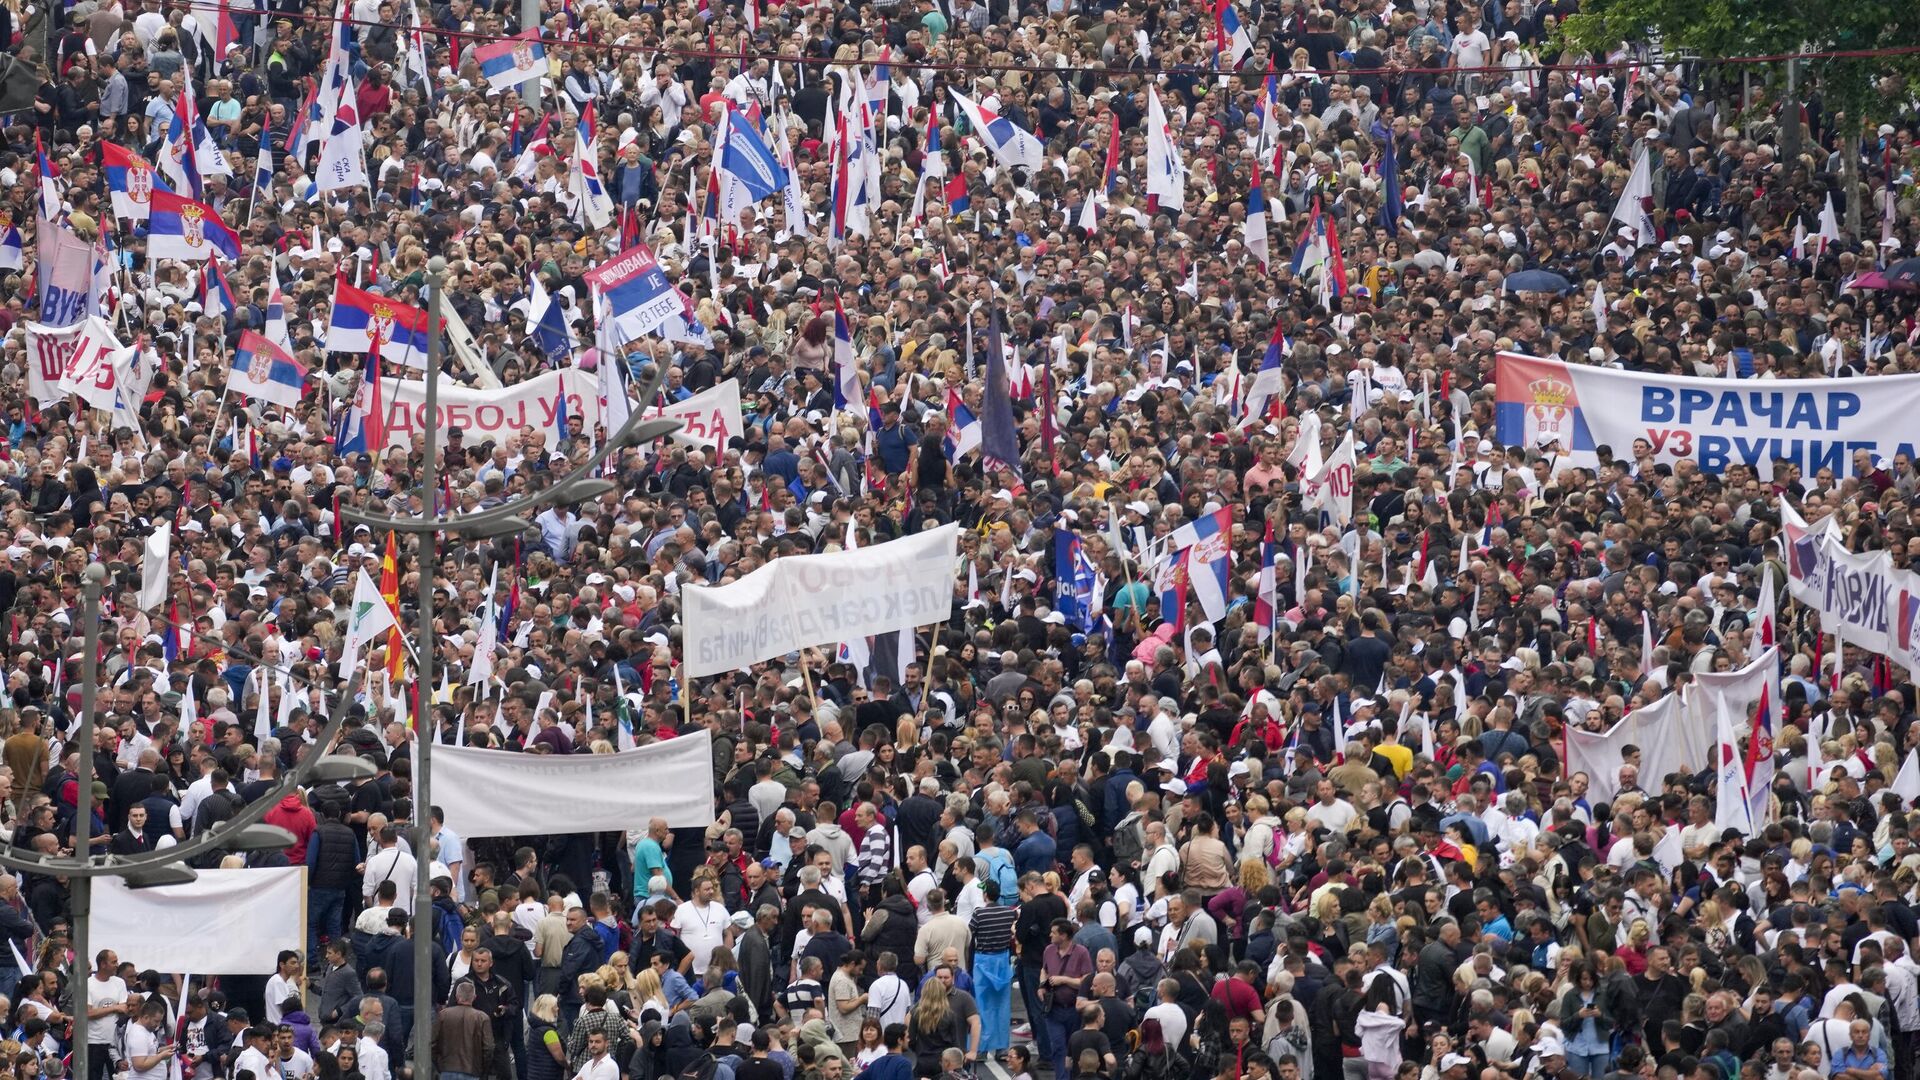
left=1691, top=647, right=1780, bottom=827
left=432, top=730, right=715, bottom=837
left=1783, top=504, right=1898, bottom=656
left=1496, top=351, right=1920, bottom=479
left=24, top=320, right=101, bottom=406
left=660, top=379, right=745, bottom=452
left=1565, top=693, right=1709, bottom=808
left=92, top=867, right=306, bottom=974
left=683, top=523, right=959, bottom=677
left=379, top=368, right=600, bottom=453
left=42, top=317, right=125, bottom=414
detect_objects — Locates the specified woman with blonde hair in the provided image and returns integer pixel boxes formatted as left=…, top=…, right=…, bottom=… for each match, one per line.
left=629, top=968, right=669, bottom=1026
left=526, top=994, right=568, bottom=1080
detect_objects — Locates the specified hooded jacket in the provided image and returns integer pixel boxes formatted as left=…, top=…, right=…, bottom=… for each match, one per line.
left=263, top=794, right=318, bottom=862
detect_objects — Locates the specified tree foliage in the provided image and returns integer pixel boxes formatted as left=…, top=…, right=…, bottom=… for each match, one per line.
left=1561, top=0, right=1920, bottom=132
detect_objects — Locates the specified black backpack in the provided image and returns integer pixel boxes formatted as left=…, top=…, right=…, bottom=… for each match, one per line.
left=676, top=1052, right=718, bottom=1080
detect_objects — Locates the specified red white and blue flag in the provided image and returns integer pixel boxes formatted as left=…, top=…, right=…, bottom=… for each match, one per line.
left=148, top=190, right=242, bottom=262
left=474, top=31, right=548, bottom=92
left=327, top=277, right=435, bottom=367
left=102, top=142, right=167, bottom=222
left=229, top=330, right=308, bottom=408
left=1170, top=507, right=1234, bottom=623
left=949, top=89, right=1044, bottom=171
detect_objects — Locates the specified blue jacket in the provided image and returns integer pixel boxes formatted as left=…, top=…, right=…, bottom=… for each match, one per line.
left=1014, top=831, right=1057, bottom=878
left=854, top=1052, right=913, bottom=1080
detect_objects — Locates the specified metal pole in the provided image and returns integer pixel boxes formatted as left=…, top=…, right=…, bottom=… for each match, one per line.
left=413, top=259, right=445, bottom=1080
left=1782, top=59, right=1801, bottom=163
left=72, top=563, right=105, bottom=1080
left=520, top=0, right=541, bottom=110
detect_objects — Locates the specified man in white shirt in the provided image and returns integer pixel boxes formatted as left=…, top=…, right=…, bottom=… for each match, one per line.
left=232, top=1025, right=283, bottom=1080
left=264, top=952, right=303, bottom=1025
left=361, top=824, right=418, bottom=914
left=571, top=1029, right=620, bottom=1080
left=356, top=1024, right=392, bottom=1080
left=123, top=1000, right=173, bottom=1080
left=1142, top=980, right=1187, bottom=1049
left=86, top=948, right=133, bottom=1080
left=671, top=875, right=732, bottom=975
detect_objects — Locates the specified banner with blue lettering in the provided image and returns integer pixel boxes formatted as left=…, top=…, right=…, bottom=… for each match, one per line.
left=1494, top=352, right=1920, bottom=480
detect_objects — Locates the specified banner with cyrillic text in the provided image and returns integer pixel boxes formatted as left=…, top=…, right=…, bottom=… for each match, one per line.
left=1495, top=351, right=1920, bottom=480
left=92, top=867, right=306, bottom=973
left=379, top=368, right=600, bottom=453
left=683, top=523, right=959, bottom=677
left=432, top=730, right=715, bottom=837
left=660, top=379, right=744, bottom=452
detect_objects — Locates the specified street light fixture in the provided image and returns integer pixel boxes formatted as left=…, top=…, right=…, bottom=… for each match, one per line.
left=226, top=825, right=302, bottom=853
left=120, top=866, right=201, bottom=890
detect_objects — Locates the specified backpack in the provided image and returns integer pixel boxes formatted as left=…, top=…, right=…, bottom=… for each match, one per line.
left=676, top=1051, right=718, bottom=1080
left=1111, top=811, right=1146, bottom=870
left=1127, top=956, right=1164, bottom=1013
left=980, top=847, right=1018, bottom=905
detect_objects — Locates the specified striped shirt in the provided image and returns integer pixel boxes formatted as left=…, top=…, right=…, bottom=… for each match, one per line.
left=970, top=904, right=1018, bottom=953
left=858, top=823, right=891, bottom=885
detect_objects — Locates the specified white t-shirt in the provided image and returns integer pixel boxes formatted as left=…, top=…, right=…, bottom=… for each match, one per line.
left=86, top=976, right=128, bottom=1045
left=233, top=1045, right=282, bottom=1080
left=672, top=899, right=730, bottom=974
left=264, top=974, right=300, bottom=1023
left=125, top=1022, right=169, bottom=1080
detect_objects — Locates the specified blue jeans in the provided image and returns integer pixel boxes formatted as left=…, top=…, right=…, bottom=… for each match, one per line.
left=309, top=888, right=346, bottom=957
left=1568, top=1052, right=1611, bottom=1079
left=443, top=1071, right=480, bottom=1080
left=1044, top=1003, right=1077, bottom=1077
left=1017, top=963, right=1049, bottom=1061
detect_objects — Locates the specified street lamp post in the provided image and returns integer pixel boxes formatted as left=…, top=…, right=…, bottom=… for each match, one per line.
left=71, top=563, right=105, bottom=1080
left=412, top=259, right=445, bottom=1080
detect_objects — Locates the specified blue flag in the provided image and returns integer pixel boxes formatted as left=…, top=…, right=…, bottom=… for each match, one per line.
left=1374, top=121, right=1403, bottom=236
left=980, top=311, right=1022, bottom=478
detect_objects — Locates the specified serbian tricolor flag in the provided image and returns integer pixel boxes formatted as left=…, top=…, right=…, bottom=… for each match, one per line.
left=102, top=142, right=168, bottom=222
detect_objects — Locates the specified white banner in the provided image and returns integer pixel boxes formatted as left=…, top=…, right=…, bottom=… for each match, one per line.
left=92, top=867, right=306, bottom=974
left=1692, top=647, right=1780, bottom=829
left=1564, top=693, right=1709, bottom=809
left=660, top=379, right=745, bottom=452
left=1783, top=504, right=1897, bottom=655
left=379, top=368, right=600, bottom=454
left=432, top=730, right=715, bottom=838
left=49, top=317, right=126, bottom=414
left=683, top=523, right=959, bottom=678
left=24, top=320, right=92, bottom=406
left=1495, top=351, right=1920, bottom=479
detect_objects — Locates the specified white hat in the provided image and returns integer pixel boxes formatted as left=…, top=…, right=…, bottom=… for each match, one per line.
left=992, top=488, right=1015, bottom=502
left=1126, top=501, right=1151, bottom=515
left=1441, top=1056, right=1473, bottom=1073
left=1537, top=1039, right=1566, bottom=1059
left=1228, top=761, right=1249, bottom=777
left=1500, top=656, right=1526, bottom=671
left=1161, top=778, right=1188, bottom=796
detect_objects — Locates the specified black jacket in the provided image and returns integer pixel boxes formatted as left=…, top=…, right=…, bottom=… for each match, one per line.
left=558, top=929, right=601, bottom=1003
left=308, top=820, right=361, bottom=891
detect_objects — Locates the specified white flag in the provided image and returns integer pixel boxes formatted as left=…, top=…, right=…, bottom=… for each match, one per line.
left=1893, top=747, right=1920, bottom=804
left=139, top=523, right=171, bottom=611
left=1608, top=144, right=1656, bottom=247
left=469, top=565, right=499, bottom=688
left=316, top=77, right=369, bottom=193
left=339, top=569, right=398, bottom=677
left=1145, top=87, right=1186, bottom=213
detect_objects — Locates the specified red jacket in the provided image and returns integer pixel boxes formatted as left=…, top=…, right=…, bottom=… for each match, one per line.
left=263, top=794, right=318, bottom=862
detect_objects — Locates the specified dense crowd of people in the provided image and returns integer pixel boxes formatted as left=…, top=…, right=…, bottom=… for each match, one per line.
left=0, top=1, right=1916, bottom=1080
